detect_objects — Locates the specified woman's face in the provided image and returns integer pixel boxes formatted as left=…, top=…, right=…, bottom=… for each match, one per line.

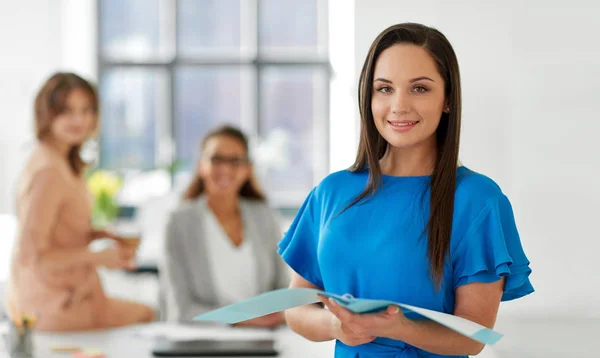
left=50, top=88, right=97, bottom=147
left=371, top=43, right=448, bottom=151
left=198, top=135, right=251, bottom=197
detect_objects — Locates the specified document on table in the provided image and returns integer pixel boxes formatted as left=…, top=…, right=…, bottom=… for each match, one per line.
left=128, top=322, right=275, bottom=342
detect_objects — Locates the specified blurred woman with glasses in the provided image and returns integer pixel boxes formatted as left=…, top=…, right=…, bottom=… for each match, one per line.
left=161, top=125, right=288, bottom=326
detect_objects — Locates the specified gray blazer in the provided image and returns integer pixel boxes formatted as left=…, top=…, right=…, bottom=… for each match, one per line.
left=160, top=196, right=290, bottom=322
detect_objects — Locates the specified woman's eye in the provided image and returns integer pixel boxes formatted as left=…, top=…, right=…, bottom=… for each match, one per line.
left=377, top=86, right=392, bottom=93
left=412, top=85, right=428, bottom=93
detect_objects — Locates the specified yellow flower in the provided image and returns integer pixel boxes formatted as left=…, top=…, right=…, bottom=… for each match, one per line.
left=87, top=170, right=121, bottom=198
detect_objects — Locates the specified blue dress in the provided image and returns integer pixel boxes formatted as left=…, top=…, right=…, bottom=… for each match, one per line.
left=278, top=166, right=534, bottom=358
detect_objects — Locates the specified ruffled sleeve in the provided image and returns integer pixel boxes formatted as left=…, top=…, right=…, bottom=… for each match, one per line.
left=277, top=187, right=324, bottom=289
left=452, top=195, right=534, bottom=301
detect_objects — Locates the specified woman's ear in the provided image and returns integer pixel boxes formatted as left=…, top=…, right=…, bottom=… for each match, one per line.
left=443, top=101, right=450, bottom=113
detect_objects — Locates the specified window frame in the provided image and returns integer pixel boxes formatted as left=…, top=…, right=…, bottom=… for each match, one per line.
left=96, top=0, right=331, bottom=209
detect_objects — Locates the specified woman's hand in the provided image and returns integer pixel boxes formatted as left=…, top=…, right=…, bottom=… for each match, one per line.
left=92, top=246, right=135, bottom=270
left=328, top=312, right=376, bottom=346
left=91, top=231, right=141, bottom=249
left=112, top=235, right=142, bottom=251
left=318, top=295, right=407, bottom=344
left=90, top=229, right=116, bottom=241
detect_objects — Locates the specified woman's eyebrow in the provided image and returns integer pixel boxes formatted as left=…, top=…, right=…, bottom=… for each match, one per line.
left=409, top=76, right=434, bottom=83
left=373, top=77, right=392, bottom=83
left=373, top=76, right=435, bottom=83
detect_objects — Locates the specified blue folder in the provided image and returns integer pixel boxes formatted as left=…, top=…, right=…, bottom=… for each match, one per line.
left=193, top=288, right=503, bottom=345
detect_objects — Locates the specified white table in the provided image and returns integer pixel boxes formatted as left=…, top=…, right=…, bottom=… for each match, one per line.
left=0, top=322, right=505, bottom=357
left=1, top=322, right=335, bottom=358
left=4, top=317, right=600, bottom=357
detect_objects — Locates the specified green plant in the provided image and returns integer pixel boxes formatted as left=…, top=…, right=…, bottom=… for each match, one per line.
left=86, top=170, right=122, bottom=228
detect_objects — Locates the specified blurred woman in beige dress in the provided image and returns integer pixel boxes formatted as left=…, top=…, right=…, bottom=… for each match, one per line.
left=4, top=72, right=155, bottom=331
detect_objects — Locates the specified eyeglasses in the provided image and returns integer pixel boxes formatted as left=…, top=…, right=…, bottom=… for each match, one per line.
left=206, top=155, right=249, bottom=167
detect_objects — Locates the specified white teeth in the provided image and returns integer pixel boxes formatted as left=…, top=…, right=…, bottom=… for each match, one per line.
left=390, top=121, right=417, bottom=127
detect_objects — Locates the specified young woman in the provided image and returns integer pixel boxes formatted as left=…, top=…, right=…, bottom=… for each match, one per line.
left=162, top=125, right=288, bottom=326
left=279, top=23, right=534, bottom=357
left=5, top=73, right=155, bottom=331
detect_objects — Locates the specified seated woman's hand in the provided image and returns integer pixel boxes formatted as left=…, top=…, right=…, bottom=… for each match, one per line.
left=93, top=230, right=141, bottom=251
left=118, top=242, right=139, bottom=271
left=117, top=244, right=136, bottom=260
left=112, top=235, right=141, bottom=250
left=92, top=246, right=135, bottom=270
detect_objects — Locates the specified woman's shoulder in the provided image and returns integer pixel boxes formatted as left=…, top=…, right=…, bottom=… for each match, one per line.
left=310, top=169, right=366, bottom=199
left=169, top=198, right=201, bottom=223
left=19, top=144, right=70, bottom=187
left=319, top=169, right=364, bottom=187
left=456, top=166, right=505, bottom=199
left=454, top=166, right=510, bottom=217
left=241, top=198, right=278, bottom=220
left=25, top=144, right=60, bottom=170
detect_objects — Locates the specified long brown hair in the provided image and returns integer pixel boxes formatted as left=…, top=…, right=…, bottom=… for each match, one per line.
left=348, top=23, right=462, bottom=286
left=34, top=72, right=99, bottom=175
left=182, top=125, right=266, bottom=201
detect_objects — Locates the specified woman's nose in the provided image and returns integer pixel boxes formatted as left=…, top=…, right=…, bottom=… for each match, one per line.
left=390, top=92, right=411, bottom=115
left=71, top=111, right=88, bottom=123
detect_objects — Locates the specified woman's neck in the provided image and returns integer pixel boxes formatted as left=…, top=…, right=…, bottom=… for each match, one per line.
left=42, top=137, right=72, bottom=158
left=207, top=194, right=240, bottom=216
left=379, top=140, right=437, bottom=177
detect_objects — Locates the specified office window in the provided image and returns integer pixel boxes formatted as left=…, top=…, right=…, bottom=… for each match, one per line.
left=98, top=0, right=330, bottom=207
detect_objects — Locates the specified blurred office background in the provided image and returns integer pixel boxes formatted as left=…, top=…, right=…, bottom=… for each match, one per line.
left=1, top=0, right=599, bottom=356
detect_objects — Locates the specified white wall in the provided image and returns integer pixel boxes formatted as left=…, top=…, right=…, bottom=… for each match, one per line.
left=354, top=0, right=600, bottom=318
left=0, top=0, right=61, bottom=214
left=60, top=0, right=98, bottom=82
left=328, top=0, right=359, bottom=172
left=0, top=0, right=96, bottom=214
